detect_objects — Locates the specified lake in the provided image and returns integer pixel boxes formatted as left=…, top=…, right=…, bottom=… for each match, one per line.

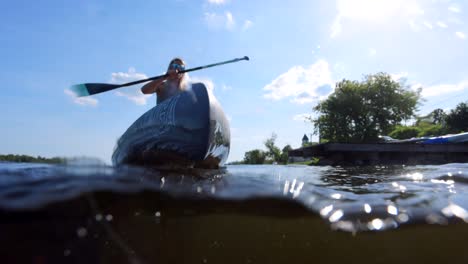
left=1, top=161, right=468, bottom=263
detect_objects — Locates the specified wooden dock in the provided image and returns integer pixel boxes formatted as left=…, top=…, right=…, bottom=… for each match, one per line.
left=289, top=143, right=468, bottom=165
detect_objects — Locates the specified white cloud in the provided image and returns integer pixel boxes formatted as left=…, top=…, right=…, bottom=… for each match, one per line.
left=109, top=67, right=151, bottom=105
left=390, top=72, right=409, bottom=82
left=330, top=0, right=428, bottom=37
left=207, top=0, right=226, bottom=5
left=436, top=21, right=448, bottom=28
left=448, top=4, right=461, bottom=13
left=242, top=20, right=253, bottom=31
left=423, top=21, right=433, bottom=30
left=293, top=113, right=311, bottom=122
left=190, top=76, right=215, bottom=92
left=204, top=12, right=236, bottom=30
left=225, top=12, right=235, bottom=30
left=421, top=80, right=468, bottom=97
left=115, top=91, right=150, bottom=105
left=330, top=16, right=342, bottom=38
left=456, top=31, right=466, bottom=39
left=263, top=60, right=334, bottom=104
left=64, top=89, right=98, bottom=106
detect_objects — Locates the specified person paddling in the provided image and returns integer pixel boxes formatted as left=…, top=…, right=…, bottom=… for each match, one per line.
left=141, top=58, right=188, bottom=104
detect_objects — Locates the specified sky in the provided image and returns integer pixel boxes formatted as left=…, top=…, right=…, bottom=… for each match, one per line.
left=1, top=0, right=468, bottom=164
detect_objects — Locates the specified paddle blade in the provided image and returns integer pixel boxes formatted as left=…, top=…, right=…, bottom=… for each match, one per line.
left=70, top=83, right=121, bottom=97
left=70, top=84, right=90, bottom=97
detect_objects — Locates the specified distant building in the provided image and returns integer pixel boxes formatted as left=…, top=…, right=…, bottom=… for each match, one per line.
left=302, top=134, right=309, bottom=145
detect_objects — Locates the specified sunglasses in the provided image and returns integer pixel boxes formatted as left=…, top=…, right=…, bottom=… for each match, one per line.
left=170, top=63, right=185, bottom=71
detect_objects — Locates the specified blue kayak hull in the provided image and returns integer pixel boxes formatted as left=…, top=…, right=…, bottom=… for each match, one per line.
left=112, top=83, right=230, bottom=168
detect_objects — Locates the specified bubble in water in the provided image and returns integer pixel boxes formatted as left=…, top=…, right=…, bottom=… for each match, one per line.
left=106, top=214, right=113, bottom=221
left=397, top=213, right=409, bottom=223
left=77, top=227, right=88, bottom=238
left=387, top=205, right=398, bottom=215
left=95, top=214, right=103, bottom=221
left=369, top=218, right=383, bottom=230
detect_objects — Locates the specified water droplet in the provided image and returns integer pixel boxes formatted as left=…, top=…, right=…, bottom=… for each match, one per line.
left=329, top=210, right=344, bottom=222
left=289, top=179, right=297, bottom=193
left=95, top=214, right=103, bottom=221
left=283, top=181, right=290, bottom=196
left=106, top=214, right=113, bottom=221
left=320, top=205, right=333, bottom=216
left=407, top=172, right=423, bottom=181
left=77, top=227, right=88, bottom=238
left=364, top=204, right=372, bottom=213
left=369, top=218, right=383, bottom=230
left=331, top=193, right=342, bottom=199
left=397, top=213, right=409, bottom=223
left=387, top=205, right=398, bottom=215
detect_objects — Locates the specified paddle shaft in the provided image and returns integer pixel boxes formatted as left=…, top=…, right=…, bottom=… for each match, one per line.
left=116, top=56, right=249, bottom=89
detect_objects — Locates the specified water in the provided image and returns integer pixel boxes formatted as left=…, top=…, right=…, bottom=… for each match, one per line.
left=1, top=162, right=468, bottom=263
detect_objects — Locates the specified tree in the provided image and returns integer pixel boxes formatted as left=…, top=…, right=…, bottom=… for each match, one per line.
left=280, top=145, right=292, bottom=164
left=389, top=125, right=420, bottom=139
left=417, top=108, right=447, bottom=126
left=243, top=149, right=266, bottom=164
left=264, top=133, right=281, bottom=162
left=313, top=73, right=421, bottom=143
left=446, top=102, right=468, bottom=133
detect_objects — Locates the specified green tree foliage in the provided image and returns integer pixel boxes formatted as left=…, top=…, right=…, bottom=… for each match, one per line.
left=446, top=102, right=468, bottom=133
left=280, top=145, right=292, bottom=164
left=243, top=149, right=266, bottom=164
left=416, top=108, right=447, bottom=126
left=264, top=133, right=281, bottom=162
left=313, top=73, right=421, bottom=143
left=0, top=154, right=65, bottom=164
left=388, top=125, right=420, bottom=139
left=430, top=108, right=447, bottom=125
left=240, top=134, right=293, bottom=165
left=416, top=121, right=445, bottom=137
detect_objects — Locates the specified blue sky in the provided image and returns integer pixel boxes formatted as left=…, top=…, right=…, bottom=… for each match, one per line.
left=1, top=0, right=468, bottom=164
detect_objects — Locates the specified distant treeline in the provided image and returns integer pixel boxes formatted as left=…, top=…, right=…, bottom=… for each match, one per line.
left=0, top=154, right=65, bottom=164
left=227, top=133, right=293, bottom=165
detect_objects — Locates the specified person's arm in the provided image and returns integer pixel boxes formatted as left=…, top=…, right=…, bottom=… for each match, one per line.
left=141, top=78, right=166, bottom=94
left=140, top=68, right=180, bottom=94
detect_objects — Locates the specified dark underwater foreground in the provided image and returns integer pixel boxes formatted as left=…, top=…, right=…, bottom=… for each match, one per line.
left=1, top=162, right=468, bottom=263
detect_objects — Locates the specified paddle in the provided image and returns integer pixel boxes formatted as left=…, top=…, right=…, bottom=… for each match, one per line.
left=70, top=56, right=250, bottom=97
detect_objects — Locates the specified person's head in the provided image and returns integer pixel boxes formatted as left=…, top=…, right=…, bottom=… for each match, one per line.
left=167, top=58, right=186, bottom=73
left=167, top=57, right=188, bottom=90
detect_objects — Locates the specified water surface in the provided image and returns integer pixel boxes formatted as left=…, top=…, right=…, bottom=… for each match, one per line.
left=1, top=162, right=468, bottom=263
